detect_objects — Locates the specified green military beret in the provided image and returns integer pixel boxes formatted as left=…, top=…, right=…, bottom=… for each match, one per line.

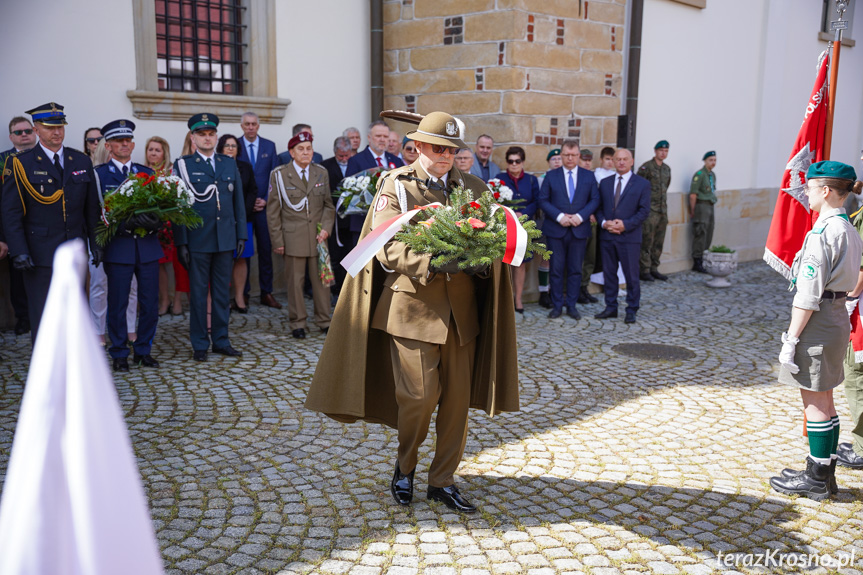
left=702, top=151, right=716, bottom=161
left=806, top=160, right=856, bottom=181
left=188, top=112, right=219, bottom=133
left=546, top=148, right=561, bottom=162
left=655, top=140, right=669, bottom=149
left=580, top=149, right=593, bottom=159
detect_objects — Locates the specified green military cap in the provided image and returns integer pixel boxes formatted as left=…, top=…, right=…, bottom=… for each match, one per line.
left=580, top=149, right=593, bottom=159
left=407, top=111, right=466, bottom=148
left=655, top=140, right=669, bottom=149
left=188, top=113, right=219, bottom=133
left=807, top=160, right=856, bottom=181
left=702, top=150, right=716, bottom=161
left=546, top=148, right=561, bottom=162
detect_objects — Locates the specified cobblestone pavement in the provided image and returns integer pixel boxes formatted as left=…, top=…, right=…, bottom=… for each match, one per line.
left=2, top=262, right=863, bottom=574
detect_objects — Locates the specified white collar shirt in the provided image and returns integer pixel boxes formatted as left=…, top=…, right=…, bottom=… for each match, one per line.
left=40, top=143, right=65, bottom=169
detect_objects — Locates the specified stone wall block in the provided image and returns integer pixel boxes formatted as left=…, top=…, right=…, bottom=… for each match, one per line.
left=460, top=114, right=534, bottom=143
left=385, top=70, right=476, bottom=94
left=416, top=92, right=501, bottom=115
left=384, top=50, right=398, bottom=73
left=497, top=0, right=583, bottom=19
left=573, top=96, right=621, bottom=117
left=529, top=69, right=605, bottom=95
left=602, top=117, right=618, bottom=144
left=588, top=1, right=626, bottom=25
left=503, top=92, right=573, bottom=115
left=385, top=19, right=442, bottom=50
left=564, top=20, right=612, bottom=50
left=507, top=42, right=581, bottom=70
left=383, top=2, right=401, bottom=23
left=398, top=50, right=411, bottom=72
left=464, top=11, right=527, bottom=42
left=580, top=118, right=603, bottom=146
left=484, top=67, right=527, bottom=91
left=414, top=0, right=494, bottom=18
left=411, top=44, right=498, bottom=70
left=384, top=95, right=407, bottom=112
left=535, top=18, right=558, bottom=43
left=581, top=50, right=623, bottom=73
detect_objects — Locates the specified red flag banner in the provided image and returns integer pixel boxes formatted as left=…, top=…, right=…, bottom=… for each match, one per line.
left=763, top=52, right=830, bottom=279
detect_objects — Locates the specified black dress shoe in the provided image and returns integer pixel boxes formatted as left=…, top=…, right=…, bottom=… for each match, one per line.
left=133, top=354, right=160, bottom=368
left=624, top=311, right=637, bottom=324
left=193, top=350, right=208, bottom=362
left=538, top=292, right=552, bottom=309
left=650, top=270, right=668, bottom=281
left=579, top=286, right=598, bottom=303
left=515, top=307, right=524, bottom=314
left=837, top=446, right=863, bottom=469
left=322, top=327, right=329, bottom=334
left=213, top=345, right=242, bottom=357
left=292, top=328, right=306, bottom=339
left=640, top=272, right=655, bottom=282
left=565, top=306, right=581, bottom=320
left=427, top=485, right=477, bottom=513
left=594, top=307, right=618, bottom=319
left=14, top=318, right=30, bottom=336
left=391, top=462, right=414, bottom=506
left=113, top=358, right=130, bottom=372
left=548, top=308, right=562, bottom=319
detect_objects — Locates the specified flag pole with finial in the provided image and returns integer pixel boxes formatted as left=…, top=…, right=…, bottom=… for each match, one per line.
left=823, top=0, right=848, bottom=160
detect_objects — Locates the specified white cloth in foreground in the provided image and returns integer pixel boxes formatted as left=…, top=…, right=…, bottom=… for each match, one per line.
left=0, top=239, right=164, bottom=575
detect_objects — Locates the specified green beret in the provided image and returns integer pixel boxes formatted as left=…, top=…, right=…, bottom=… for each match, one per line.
left=807, top=160, right=857, bottom=181
left=702, top=150, right=716, bottom=161
left=546, top=148, right=561, bottom=162
left=654, top=140, right=669, bottom=149
left=580, top=149, right=593, bottom=159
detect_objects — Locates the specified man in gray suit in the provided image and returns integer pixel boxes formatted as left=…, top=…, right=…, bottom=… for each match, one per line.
left=174, top=113, right=247, bottom=362
left=469, top=134, right=500, bottom=182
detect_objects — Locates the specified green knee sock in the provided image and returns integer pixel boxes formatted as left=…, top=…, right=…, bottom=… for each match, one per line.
left=831, top=415, right=840, bottom=457
left=807, top=419, right=834, bottom=465
left=538, top=268, right=549, bottom=289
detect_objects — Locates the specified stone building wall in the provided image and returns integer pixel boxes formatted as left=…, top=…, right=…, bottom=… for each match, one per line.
left=382, top=0, right=626, bottom=174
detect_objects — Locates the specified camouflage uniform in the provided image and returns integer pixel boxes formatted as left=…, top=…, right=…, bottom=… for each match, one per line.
left=637, top=158, right=671, bottom=274
left=689, top=168, right=717, bottom=259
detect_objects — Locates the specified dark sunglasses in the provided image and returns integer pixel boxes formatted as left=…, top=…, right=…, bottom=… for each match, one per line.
left=507, top=158, right=523, bottom=164
left=429, top=144, right=455, bottom=155
left=11, top=129, right=34, bottom=136
left=86, top=137, right=103, bottom=144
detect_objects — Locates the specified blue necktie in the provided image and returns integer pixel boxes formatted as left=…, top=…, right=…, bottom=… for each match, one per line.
left=567, top=170, right=575, bottom=203
left=248, top=143, right=256, bottom=169
left=122, top=165, right=129, bottom=178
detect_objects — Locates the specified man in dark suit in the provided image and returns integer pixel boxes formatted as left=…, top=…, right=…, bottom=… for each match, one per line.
left=320, top=136, right=353, bottom=299
left=344, top=120, right=404, bottom=245
left=174, top=113, right=246, bottom=362
left=1, top=102, right=101, bottom=343
left=594, top=148, right=651, bottom=324
left=1, top=115, right=38, bottom=336
left=538, top=140, right=599, bottom=320
left=236, top=111, right=281, bottom=309
left=96, top=119, right=163, bottom=372
left=278, top=123, right=325, bottom=166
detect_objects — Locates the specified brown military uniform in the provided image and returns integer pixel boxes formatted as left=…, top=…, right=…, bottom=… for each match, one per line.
left=267, top=161, right=335, bottom=330
left=368, top=161, right=485, bottom=487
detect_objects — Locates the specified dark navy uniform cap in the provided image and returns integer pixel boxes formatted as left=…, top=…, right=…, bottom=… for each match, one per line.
left=188, top=113, right=219, bottom=132
left=807, top=160, right=856, bottom=181
left=546, top=148, right=561, bottom=162
left=26, top=102, right=67, bottom=126
left=101, top=119, right=136, bottom=140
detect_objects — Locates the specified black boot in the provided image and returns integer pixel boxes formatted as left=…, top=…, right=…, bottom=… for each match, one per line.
left=770, top=457, right=830, bottom=501
left=692, top=258, right=708, bottom=274
left=538, top=292, right=552, bottom=309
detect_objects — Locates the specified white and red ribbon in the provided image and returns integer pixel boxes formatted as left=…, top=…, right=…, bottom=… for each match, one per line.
left=341, top=202, right=529, bottom=277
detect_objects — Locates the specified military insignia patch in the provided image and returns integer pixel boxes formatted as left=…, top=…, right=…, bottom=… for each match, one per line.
left=376, top=196, right=388, bottom=212
left=228, top=183, right=234, bottom=192
left=802, top=265, right=817, bottom=280
left=445, top=122, right=457, bottom=136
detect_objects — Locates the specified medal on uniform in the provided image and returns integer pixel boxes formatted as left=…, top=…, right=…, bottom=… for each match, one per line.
left=228, top=183, right=234, bottom=192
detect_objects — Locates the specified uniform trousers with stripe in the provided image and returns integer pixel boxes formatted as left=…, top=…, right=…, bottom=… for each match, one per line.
left=389, top=319, right=475, bottom=488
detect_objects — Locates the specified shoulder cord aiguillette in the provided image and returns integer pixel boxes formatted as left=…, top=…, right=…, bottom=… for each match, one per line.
left=12, top=156, right=66, bottom=220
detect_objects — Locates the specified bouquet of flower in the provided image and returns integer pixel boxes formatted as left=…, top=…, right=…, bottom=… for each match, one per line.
left=317, top=223, right=335, bottom=287
left=335, top=167, right=388, bottom=218
left=394, top=187, right=550, bottom=269
left=96, top=172, right=203, bottom=246
left=487, top=178, right=524, bottom=209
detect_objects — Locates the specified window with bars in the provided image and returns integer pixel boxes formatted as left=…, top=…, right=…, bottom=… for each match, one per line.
left=156, top=0, right=247, bottom=95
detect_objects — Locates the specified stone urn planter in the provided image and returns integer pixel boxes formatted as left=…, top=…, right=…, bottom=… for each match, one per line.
left=702, top=248, right=738, bottom=288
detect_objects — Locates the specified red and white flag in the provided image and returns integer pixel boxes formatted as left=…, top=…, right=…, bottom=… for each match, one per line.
left=763, top=52, right=830, bottom=279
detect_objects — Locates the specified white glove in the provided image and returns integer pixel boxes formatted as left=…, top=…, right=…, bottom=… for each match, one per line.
left=846, top=297, right=858, bottom=318
left=779, top=332, right=800, bottom=374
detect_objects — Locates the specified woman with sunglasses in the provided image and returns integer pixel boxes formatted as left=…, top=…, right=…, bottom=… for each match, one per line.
left=83, top=127, right=102, bottom=158
left=401, top=137, right=419, bottom=164
left=496, top=146, right=538, bottom=313
left=217, top=134, right=257, bottom=313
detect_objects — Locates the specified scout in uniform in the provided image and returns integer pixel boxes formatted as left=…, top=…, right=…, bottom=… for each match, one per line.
left=771, top=161, right=863, bottom=500
left=174, top=113, right=246, bottom=362
left=689, top=151, right=717, bottom=273
left=1, top=102, right=101, bottom=343
left=306, top=112, right=520, bottom=514
left=636, top=140, right=671, bottom=281
left=266, top=131, right=335, bottom=339
left=96, top=119, right=162, bottom=372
